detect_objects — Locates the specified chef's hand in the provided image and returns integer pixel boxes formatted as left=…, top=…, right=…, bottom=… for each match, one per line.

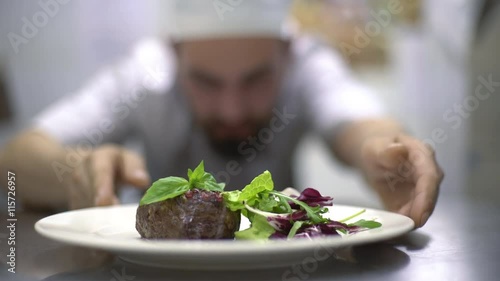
left=360, top=134, right=444, bottom=228
left=69, top=144, right=150, bottom=210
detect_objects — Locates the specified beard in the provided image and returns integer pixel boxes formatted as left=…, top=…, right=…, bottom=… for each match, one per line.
left=207, top=138, right=247, bottom=158
left=199, top=117, right=271, bottom=159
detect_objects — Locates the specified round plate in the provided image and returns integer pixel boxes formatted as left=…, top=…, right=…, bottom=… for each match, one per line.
left=35, top=204, right=414, bottom=270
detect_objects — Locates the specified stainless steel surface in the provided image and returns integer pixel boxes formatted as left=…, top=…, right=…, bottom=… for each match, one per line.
left=1, top=193, right=499, bottom=281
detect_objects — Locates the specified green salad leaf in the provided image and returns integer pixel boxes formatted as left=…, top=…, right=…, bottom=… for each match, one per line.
left=287, top=221, right=305, bottom=239
left=139, top=160, right=225, bottom=206
left=223, top=170, right=276, bottom=211
left=234, top=214, right=276, bottom=240
left=270, top=192, right=328, bottom=224
left=238, top=170, right=274, bottom=203
left=223, top=190, right=244, bottom=211
left=256, top=193, right=279, bottom=212
left=349, top=219, right=382, bottom=229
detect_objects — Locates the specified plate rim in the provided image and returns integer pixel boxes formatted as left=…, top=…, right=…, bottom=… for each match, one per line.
left=34, top=203, right=415, bottom=256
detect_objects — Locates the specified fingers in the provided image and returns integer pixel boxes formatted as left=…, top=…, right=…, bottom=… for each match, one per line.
left=400, top=136, right=444, bottom=227
left=361, top=134, right=443, bottom=228
left=69, top=163, right=93, bottom=210
left=411, top=173, right=441, bottom=227
left=69, top=145, right=149, bottom=209
left=87, top=146, right=121, bottom=206
left=378, top=143, right=409, bottom=170
left=119, top=150, right=151, bottom=189
left=361, top=136, right=410, bottom=178
left=389, top=135, right=443, bottom=227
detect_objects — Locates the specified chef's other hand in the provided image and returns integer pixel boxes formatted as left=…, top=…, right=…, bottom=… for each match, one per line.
left=69, top=144, right=150, bottom=210
left=360, top=134, right=444, bottom=228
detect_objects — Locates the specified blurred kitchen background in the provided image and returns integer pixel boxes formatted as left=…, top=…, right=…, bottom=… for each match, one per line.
left=0, top=0, right=498, bottom=207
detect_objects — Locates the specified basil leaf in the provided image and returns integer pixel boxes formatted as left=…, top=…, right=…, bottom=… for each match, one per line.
left=234, top=214, right=275, bottom=240
left=139, top=177, right=189, bottom=206
left=348, top=219, right=382, bottom=229
left=188, top=161, right=225, bottom=192
left=188, top=161, right=205, bottom=183
left=194, top=172, right=225, bottom=192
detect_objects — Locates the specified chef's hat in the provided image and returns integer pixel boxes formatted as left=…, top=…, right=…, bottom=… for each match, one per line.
left=167, top=0, right=294, bottom=41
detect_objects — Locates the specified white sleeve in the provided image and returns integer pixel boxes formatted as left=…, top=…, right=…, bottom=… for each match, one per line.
left=293, top=39, right=386, bottom=138
left=34, top=67, right=132, bottom=146
left=33, top=39, right=174, bottom=146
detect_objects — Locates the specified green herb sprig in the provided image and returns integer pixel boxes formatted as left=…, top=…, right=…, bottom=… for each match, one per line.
left=139, top=161, right=224, bottom=206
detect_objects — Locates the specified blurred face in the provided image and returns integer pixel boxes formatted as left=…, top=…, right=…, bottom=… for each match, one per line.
left=176, top=38, right=289, bottom=154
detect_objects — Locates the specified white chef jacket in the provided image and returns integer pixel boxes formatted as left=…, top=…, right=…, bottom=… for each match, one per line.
left=34, top=36, right=385, bottom=190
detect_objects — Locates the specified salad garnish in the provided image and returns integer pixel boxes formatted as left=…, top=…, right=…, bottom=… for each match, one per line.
left=223, top=170, right=382, bottom=240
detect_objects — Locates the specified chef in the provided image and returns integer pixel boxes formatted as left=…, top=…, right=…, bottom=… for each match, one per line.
left=0, top=0, right=442, bottom=227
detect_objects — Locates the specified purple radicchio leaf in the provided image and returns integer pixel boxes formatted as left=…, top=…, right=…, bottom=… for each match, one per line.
left=271, top=220, right=366, bottom=239
left=267, top=210, right=308, bottom=232
left=324, top=220, right=363, bottom=234
left=289, top=188, right=333, bottom=209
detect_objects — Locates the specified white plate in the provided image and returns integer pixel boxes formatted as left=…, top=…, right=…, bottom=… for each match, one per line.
left=35, top=204, right=414, bottom=270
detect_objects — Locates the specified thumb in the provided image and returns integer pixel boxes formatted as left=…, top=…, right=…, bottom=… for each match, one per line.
left=362, top=137, right=404, bottom=166
left=378, top=142, right=410, bottom=170
left=119, top=149, right=151, bottom=189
